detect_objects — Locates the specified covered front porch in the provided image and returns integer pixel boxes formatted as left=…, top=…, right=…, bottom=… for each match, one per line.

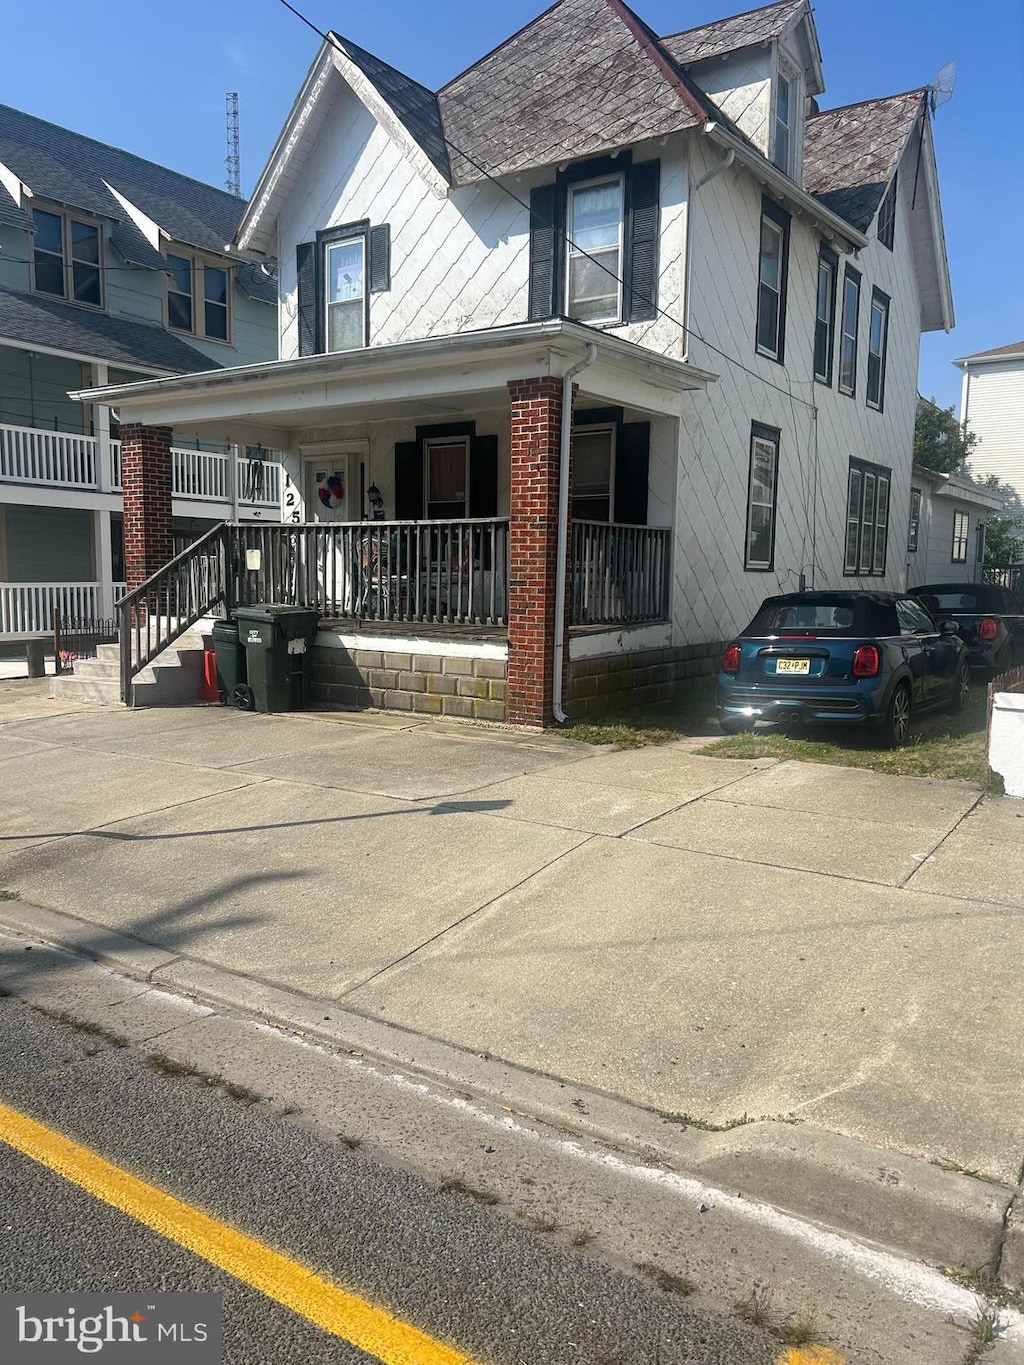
left=74, top=321, right=713, bottom=725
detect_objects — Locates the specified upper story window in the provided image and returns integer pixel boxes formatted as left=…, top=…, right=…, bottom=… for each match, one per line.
left=166, top=249, right=232, bottom=342
left=295, top=221, right=390, bottom=357
left=566, top=178, right=623, bottom=324
left=877, top=175, right=897, bottom=250
left=756, top=198, right=790, bottom=363
left=32, top=206, right=102, bottom=308
left=838, top=266, right=861, bottom=396
left=325, top=234, right=367, bottom=352
left=772, top=64, right=799, bottom=176
left=813, top=244, right=838, bottom=384
left=866, top=288, right=890, bottom=411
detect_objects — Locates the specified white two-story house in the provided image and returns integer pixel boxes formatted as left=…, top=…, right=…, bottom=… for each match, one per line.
left=0, top=104, right=280, bottom=643
left=82, top=0, right=955, bottom=725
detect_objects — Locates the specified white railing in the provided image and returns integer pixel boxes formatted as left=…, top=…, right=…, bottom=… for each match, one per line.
left=0, top=424, right=97, bottom=489
left=104, top=436, right=280, bottom=509
left=0, top=582, right=102, bottom=637
left=237, top=455, right=281, bottom=508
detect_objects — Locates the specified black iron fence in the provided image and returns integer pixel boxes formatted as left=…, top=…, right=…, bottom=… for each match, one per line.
left=984, top=563, right=1024, bottom=595
left=53, top=612, right=119, bottom=674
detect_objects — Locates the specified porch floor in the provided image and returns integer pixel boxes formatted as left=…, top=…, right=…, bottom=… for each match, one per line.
left=318, top=618, right=507, bottom=643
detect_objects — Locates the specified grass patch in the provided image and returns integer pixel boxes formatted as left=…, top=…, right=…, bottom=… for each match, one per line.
left=696, top=691, right=991, bottom=786
left=734, top=1286, right=775, bottom=1329
left=962, top=1304, right=1002, bottom=1363
left=658, top=1109, right=753, bottom=1132
left=634, top=1261, right=696, bottom=1297
left=34, top=1006, right=128, bottom=1050
left=943, top=1267, right=1024, bottom=1313
left=0, top=890, right=20, bottom=901
left=571, top=1224, right=596, bottom=1247
left=565, top=682, right=718, bottom=750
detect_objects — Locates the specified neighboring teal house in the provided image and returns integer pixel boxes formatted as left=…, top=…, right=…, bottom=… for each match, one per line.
left=0, top=104, right=279, bottom=641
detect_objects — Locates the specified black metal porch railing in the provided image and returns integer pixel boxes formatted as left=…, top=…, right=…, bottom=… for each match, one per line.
left=984, top=563, right=1024, bottom=595
left=570, top=521, right=671, bottom=626
left=230, top=519, right=511, bottom=627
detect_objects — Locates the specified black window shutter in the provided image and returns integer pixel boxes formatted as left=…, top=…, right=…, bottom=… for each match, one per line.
left=394, top=441, right=423, bottom=519
left=528, top=184, right=562, bottom=320
left=296, top=241, right=317, bottom=355
left=626, top=161, right=660, bottom=323
left=614, top=421, right=650, bottom=525
left=369, top=225, right=391, bottom=293
left=469, top=434, right=498, bottom=517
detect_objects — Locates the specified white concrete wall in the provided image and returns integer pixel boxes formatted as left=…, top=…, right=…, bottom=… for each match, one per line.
left=962, top=359, right=1024, bottom=503
left=674, top=133, right=923, bottom=645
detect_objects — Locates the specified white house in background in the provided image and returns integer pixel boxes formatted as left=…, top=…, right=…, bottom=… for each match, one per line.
left=0, top=104, right=279, bottom=644
left=906, top=463, right=1003, bottom=588
left=955, top=340, right=1024, bottom=505
left=78, top=0, right=957, bottom=725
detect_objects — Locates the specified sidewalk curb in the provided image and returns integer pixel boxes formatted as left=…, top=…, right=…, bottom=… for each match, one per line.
left=0, top=896, right=1012, bottom=1279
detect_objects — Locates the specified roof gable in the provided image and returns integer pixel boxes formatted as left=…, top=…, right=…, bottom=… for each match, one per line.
left=803, top=90, right=924, bottom=230
left=955, top=340, right=1024, bottom=365
left=662, top=0, right=804, bottom=65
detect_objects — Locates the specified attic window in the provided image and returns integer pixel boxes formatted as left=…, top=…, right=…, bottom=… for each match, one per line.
left=877, top=174, right=897, bottom=250
left=772, top=68, right=796, bottom=175
left=166, top=249, right=232, bottom=343
left=32, top=206, right=102, bottom=309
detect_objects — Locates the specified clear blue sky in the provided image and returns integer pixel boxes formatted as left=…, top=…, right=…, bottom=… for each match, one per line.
left=4, top=0, right=1022, bottom=408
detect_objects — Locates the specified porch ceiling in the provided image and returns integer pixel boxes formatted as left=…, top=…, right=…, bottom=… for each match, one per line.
left=70, top=320, right=717, bottom=448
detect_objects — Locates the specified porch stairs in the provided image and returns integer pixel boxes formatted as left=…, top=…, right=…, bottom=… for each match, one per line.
left=49, top=622, right=211, bottom=708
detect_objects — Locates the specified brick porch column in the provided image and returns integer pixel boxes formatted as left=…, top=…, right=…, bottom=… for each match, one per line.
left=120, top=423, right=173, bottom=589
left=506, top=377, right=573, bottom=727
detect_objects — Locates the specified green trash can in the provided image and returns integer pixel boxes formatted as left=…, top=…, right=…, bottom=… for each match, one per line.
left=211, top=616, right=248, bottom=707
left=234, top=604, right=320, bottom=713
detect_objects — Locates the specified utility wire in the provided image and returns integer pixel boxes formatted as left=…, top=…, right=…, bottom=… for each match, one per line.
left=274, top=0, right=823, bottom=413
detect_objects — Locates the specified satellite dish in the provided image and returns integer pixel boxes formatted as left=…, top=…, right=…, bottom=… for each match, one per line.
left=929, top=61, right=957, bottom=113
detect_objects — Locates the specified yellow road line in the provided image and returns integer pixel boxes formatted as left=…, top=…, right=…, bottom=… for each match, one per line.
left=0, top=1100, right=483, bottom=1365
left=776, top=1347, right=846, bottom=1365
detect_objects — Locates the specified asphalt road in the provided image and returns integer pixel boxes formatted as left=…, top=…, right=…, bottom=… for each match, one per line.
left=0, top=993, right=777, bottom=1365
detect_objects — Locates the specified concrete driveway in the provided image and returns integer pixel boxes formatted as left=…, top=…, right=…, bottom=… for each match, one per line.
left=1, top=681, right=1022, bottom=1191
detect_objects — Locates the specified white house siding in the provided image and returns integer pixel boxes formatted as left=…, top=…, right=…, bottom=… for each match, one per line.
left=961, top=359, right=1024, bottom=502
left=277, top=76, right=689, bottom=363
left=674, top=133, right=923, bottom=646
left=688, top=52, right=773, bottom=157
left=918, top=497, right=973, bottom=584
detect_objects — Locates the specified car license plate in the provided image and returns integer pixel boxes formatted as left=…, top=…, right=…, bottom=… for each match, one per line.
left=776, top=658, right=810, bottom=675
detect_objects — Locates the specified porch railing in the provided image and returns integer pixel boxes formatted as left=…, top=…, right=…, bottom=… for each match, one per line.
left=0, top=424, right=97, bottom=489
left=230, top=519, right=510, bottom=626
left=984, top=563, right=1024, bottom=595
left=570, top=521, right=671, bottom=626
left=0, top=582, right=103, bottom=638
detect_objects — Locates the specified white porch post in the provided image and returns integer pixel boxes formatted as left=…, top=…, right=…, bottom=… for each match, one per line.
left=94, top=509, right=114, bottom=618
left=228, top=442, right=241, bottom=520
left=93, top=362, right=111, bottom=493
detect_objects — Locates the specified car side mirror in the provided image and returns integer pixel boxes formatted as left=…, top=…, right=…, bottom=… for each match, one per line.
left=939, top=619, right=959, bottom=636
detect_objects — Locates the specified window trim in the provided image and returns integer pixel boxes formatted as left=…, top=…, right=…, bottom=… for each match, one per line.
left=866, top=287, right=890, bottom=412
left=31, top=204, right=105, bottom=311
left=755, top=197, right=791, bottom=364
left=744, top=422, right=781, bottom=572
left=877, top=174, right=897, bottom=250
left=843, top=457, right=890, bottom=576
left=838, top=265, right=861, bottom=397
left=564, top=173, right=625, bottom=326
left=571, top=422, right=617, bottom=522
left=316, top=220, right=370, bottom=354
left=908, top=486, right=922, bottom=553
left=813, top=243, right=838, bottom=385
left=423, top=433, right=471, bottom=519
left=951, top=510, right=969, bottom=564
left=164, top=245, right=234, bottom=344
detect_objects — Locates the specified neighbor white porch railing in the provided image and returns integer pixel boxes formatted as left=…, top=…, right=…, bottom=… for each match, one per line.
left=0, top=582, right=103, bottom=637
left=110, top=438, right=279, bottom=507
left=0, top=424, right=98, bottom=489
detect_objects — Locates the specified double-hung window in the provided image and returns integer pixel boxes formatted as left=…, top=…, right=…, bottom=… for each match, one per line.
left=32, top=206, right=102, bottom=307
left=744, top=423, right=781, bottom=571
left=813, top=245, right=838, bottom=384
left=866, top=289, right=890, bottom=411
left=166, top=249, right=231, bottom=342
left=838, top=266, right=861, bottom=396
left=425, top=437, right=469, bottom=519
left=756, top=199, right=790, bottom=362
left=324, top=234, right=367, bottom=352
left=877, top=175, right=897, bottom=250
left=572, top=426, right=615, bottom=522
left=952, top=510, right=969, bottom=563
left=772, top=68, right=795, bottom=175
left=844, top=458, right=890, bottom=575
left=566, top=178, right=623, bottom=324
left=908, top=487, right=922, bottom=552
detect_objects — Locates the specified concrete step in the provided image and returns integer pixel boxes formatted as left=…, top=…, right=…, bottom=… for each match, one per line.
left=65, top=659, right=121, bottom=681
left=50, top=675, right=123, bottom=706
left=94, top=644, right=121, bottom=663
left=51, top=618, right=218, bottom=709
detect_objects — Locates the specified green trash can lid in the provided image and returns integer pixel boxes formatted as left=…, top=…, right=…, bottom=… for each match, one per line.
left=233, top=604, right=320, bottom=638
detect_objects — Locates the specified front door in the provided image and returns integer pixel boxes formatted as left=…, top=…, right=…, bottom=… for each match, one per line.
left=306, top=460, right=350, bottom=523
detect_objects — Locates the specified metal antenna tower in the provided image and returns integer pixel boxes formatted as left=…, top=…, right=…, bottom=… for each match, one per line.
left=225, top=92, right=241, bottom=196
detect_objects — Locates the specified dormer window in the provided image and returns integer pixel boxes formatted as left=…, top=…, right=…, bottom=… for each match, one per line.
left=877, top=175, right=897, bottom=250
left=31, top=206, right=103, bottom=308
left=772, top=60, right=801, bottom=178
left=166, top=247, right=232, bottom=342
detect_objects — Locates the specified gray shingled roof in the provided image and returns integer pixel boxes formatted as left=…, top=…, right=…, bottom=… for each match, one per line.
left=438, top=0, right=703, bottom=183
left=803, top=90, right=924, bottom=231
left=0, top=182, right=32, bottom=231
left=0, top=285, right=220, bottom=374
left=236, top=259, right=278, bottom=305
left=332, top=34, right=451, bottom=182
left=662, top=0, right=804, bottom=64
left=0, top=103, right=247, bottom=256
left=956, top=340, right=1024, bottom=363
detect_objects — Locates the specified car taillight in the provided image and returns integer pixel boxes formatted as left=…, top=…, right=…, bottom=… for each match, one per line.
left=852, top=644, right=880, bottom=678
left=722, top=643, right=741, bottom=675
left=978, top=617, right=998, bottom=642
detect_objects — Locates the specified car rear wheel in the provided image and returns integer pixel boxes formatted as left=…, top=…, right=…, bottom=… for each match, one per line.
left=948, top=660, right=971, bottom=712
left=882, top=683, right=911, bottom=748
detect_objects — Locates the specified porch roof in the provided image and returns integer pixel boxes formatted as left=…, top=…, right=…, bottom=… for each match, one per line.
left=71, top=319, right=716, bottom=448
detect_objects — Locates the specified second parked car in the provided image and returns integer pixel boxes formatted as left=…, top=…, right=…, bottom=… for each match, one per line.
left=913, top=582, right=1024, bottom=675
left=717, top=591, right=970, bottom=746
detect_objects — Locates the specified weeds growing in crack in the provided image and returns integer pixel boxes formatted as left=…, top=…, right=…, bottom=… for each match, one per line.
left=634, top=1261, right=696, bottom=1297
left=439, top=1177, right=499, bottom=1206
left=571, top=1224, right=596, bottom=1247
left=734, top=1286, right=775, bottom=1329
left=219, top=1079, right=261, bottom=1105
left=35, top=1007, right=128, bottom=1050
left=961, top=1304, right=1002, bottom=1362
left=338, top=1135, right=362, bottom=1151
left=658, top=1109, right=753, bottom=1132
left=0, top=890, right=20, bottom=901
left=782, top=1316, right=819, bottom=1347
left=944, top=1267, right=1024, bottom=1313
left=144, top=1053, right=198, bottom=1078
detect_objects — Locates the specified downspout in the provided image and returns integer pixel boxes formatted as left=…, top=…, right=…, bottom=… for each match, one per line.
left=682, top=137, right=735, bottom=362
left=552, top=342, right=598, bottom=724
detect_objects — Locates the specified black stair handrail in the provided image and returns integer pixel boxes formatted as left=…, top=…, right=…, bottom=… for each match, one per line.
left=117, top=521, right=232, bottom=705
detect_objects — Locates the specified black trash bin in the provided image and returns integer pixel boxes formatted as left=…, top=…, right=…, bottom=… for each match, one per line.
left=211, top=616, right=249, bottom=708
left=234, top=604, right=320, bottom=713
